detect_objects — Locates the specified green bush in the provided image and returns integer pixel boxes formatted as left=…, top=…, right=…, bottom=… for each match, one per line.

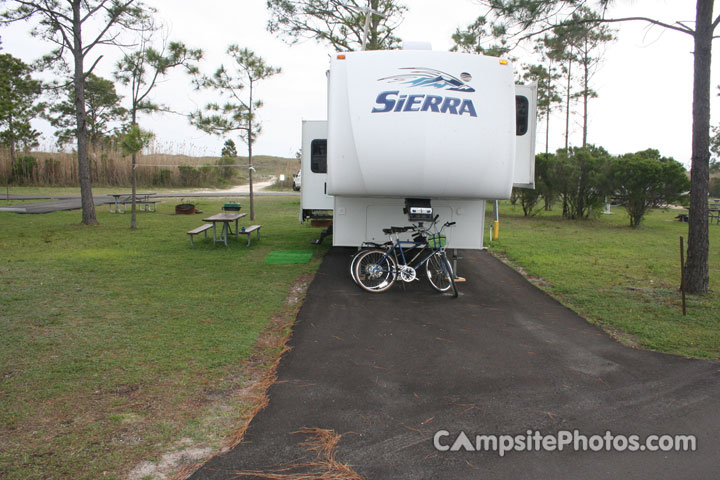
left=513, top=186, right=541, bottom=216
left=178, top=165, right=200, bottom=186
left=609, top=149, right=690, bottom=227
left=710, top=177, right=720, bottom=198
left=217, top=156, right=237, bottom=180
left=152, top=168, right=173, bottom=186
left=199, top=165, right=215, bottom=184
left=11, top=155, right=37, bottom=184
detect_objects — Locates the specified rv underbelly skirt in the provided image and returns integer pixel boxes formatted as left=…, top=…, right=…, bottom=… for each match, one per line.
left=332, top=196, right=486, bottom=249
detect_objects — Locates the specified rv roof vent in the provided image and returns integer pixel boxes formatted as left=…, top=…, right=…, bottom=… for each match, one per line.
left=402, top=41, right=432, bottom=51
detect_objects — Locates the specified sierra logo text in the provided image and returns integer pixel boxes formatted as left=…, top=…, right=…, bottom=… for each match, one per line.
left=372, top=67, right=478, bottom=117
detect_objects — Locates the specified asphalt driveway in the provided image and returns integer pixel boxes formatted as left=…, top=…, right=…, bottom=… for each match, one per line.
left=190, top=248, right=720, bottom=479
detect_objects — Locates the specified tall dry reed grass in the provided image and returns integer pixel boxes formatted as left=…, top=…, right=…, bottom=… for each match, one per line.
left=0, top=144, right=299, bottom=188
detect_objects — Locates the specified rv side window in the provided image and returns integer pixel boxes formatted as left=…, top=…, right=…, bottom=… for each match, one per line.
left=311, top=139, right=327, bottom=173
left=516, top=95, right=529, bottom=136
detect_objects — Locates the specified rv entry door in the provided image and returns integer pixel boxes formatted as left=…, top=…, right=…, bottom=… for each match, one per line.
left=301, top=120, right=333, bottom=220
left=513, top=83, right=537, bottom=189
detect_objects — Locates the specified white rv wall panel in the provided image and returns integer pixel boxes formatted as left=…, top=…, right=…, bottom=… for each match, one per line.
left=333, top=197, right=486, bottom=249
left=327, top=50, right=516, bottom=200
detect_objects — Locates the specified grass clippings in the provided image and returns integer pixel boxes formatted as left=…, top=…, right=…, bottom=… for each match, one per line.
left=232, top=427, right=364, bottom=480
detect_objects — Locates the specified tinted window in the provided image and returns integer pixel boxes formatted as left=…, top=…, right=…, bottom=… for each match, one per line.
left=311, top=139, right=327, bottom=173
left=516, top=95, right=529, bottom=136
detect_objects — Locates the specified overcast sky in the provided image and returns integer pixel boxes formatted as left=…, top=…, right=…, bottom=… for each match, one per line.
left=2, top=0, right=718, bottom=168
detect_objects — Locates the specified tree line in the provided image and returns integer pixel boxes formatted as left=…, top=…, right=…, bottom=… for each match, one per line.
left=514, top=147, right=690, bottom=228
left=1, top=0, right=279, bottom=224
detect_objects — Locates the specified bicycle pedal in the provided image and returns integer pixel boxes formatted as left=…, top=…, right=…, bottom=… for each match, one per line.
left=454, top=277, right=467, bottom=283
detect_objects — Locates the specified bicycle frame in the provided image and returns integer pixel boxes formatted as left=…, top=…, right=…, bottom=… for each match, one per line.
left=377, top=222, right=452, bottom=278
left=352, top=218, right=458, bottom=297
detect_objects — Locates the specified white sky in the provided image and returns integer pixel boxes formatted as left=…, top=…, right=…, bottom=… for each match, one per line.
left=2, top=0, right=717, bottom=168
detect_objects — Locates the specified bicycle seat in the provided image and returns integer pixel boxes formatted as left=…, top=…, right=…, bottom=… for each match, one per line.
left=361, top=241, right=392, bottom=248
left=382, top=226, right=413, bottom=234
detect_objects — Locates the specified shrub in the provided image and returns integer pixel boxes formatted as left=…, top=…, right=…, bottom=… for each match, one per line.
left=535, top=152, right=557, bottom=211
left=513, top=186, right=541, bottom=216
left=556, top=146, right=611, bottom=219
left=152, top=168, right=173, bottom=186
left=178, top=165, right=200, bottom=186
left=609, top=149, right=690, bottom=227
left=12, top=155, right=37, bottom=184
left=709, top=177, right=720, bottom=198
left=217, top=156, right=237, bottom=180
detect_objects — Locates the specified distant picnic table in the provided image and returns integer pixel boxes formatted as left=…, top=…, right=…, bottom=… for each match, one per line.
left=108, top=193, right=157, bottom=213
left=710, top=201, right=720, bottom=225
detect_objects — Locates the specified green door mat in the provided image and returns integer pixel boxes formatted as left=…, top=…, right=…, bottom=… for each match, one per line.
left=265, top=250, right=314, bottom=264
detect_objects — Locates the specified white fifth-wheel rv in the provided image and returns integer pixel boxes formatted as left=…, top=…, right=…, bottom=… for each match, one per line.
left=300, top=46, right=537, bottom=249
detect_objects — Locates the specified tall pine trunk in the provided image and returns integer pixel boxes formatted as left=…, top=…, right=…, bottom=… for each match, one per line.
left=545, top=105, right=551, bottom=154
left=9, top=121, right=16, bottom=176
left=564, top=60, right=572, bottom=150
left=130, top=108, right=138, bottom=229
left=582, top=39, right=589, bottom=147
left=248, top=79, right=255, bottom=220
left=131, top=150, right=137, bottom=229
left=248, top=141, right=254, bottom=220
left=72, top=0, right=97, bottom=225
left=684, top=0, right=713, bottom=294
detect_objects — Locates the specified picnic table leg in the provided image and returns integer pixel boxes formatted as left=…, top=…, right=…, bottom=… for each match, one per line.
left=212, top=223, right=217, bottom=244
left=223, top=223, right=229, bottom=246
left=234, top=218, right=239, bottom=241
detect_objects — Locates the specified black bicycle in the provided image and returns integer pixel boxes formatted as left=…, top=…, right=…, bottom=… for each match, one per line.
left=351, top=217, right=458, bottom=297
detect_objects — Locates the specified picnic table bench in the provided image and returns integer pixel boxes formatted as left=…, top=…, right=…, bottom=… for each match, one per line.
left=187, top=224, right=213, bottom=246
left=239, top=225, right=262, bottom=246
left=187, top=221, right=262, bottom=247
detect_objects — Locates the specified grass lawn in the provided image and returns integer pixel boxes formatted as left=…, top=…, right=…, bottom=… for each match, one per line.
left=489, top=202, right=720, bottom=360
left=0, top=195, right=327, bottom=479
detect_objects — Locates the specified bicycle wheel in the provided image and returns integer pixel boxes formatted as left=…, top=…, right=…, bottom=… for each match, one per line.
left=350, top=248, right=368, bottom=285
left=426, top=251, right=458, bottom=297
left=354, top=249, right=396, bottom=293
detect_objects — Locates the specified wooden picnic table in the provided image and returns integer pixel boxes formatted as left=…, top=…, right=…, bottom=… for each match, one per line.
left=108, top=192, right=156, bottom=213
left=710, top=202, right=720, bottom=225
left=203, top=212, right=248, bottom=246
